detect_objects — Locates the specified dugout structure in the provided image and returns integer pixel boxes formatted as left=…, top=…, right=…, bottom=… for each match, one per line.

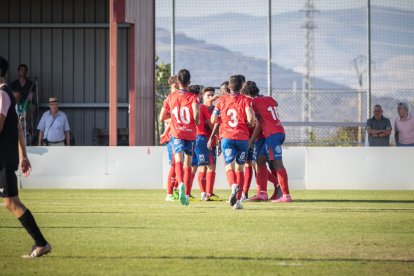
left=0, top=0, right=156, bottom=146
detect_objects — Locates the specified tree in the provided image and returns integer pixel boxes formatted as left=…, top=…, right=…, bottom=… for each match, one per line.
left=155, top=56, right=171, bottom=145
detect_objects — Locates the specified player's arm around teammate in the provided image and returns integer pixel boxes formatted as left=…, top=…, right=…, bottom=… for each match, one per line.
left=243, top=82, right=292, bottom=203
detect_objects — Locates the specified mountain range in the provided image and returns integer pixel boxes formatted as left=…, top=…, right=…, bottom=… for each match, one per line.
left=156, top=5, right=414, bottom=91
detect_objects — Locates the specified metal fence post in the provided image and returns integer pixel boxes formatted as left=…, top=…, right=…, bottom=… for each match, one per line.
left=367, top=0, right=372, bottom=120
left=171, top=0, right=175, bottom=75
left=267, top=0, right=272, bottom=97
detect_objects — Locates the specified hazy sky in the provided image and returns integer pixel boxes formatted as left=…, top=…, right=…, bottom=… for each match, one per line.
left=157, top=0, right=414, bottom=17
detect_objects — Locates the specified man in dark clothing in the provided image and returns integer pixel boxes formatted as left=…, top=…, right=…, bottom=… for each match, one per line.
left=10, top=64, right=37, bottom=145
left=366, top=104, right=392, bottom=146
left=0, top=56, right=52, bottom=258
left=10, top=64, right=35, bottom=99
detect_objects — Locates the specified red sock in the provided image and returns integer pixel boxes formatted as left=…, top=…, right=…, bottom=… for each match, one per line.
left=171, top=159, right=178, bottom=188
left=277, top=168, right=290, bottom=195
left=190, top=172, right=195, bottom=195
left=198, top=171, right=206, bottom=193
left=269, top=169, right=279, bottom=189
left=167, top=164, right=176, bottom=194
left=183, top=167, right=193, bottom=196
left=254, top=169, right=260, bottom=192
left=258, top=165, right=268, bottom=193
left=226, top=170, right=236, bottom=187
left=175, top=161, right=184, bottom=184
left=206, top=172, right=216, bottom=195
left=243, top=166, right=253, bottom=193
left=235, top=171, right=244, bottom=200
left=167, top=163, right=176, bottom=195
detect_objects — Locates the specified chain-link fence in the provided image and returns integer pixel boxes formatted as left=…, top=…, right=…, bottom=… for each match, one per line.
left=156, top=0, right=414, bottom=146
left=273, top=89, right=414, bottom=145
left=155, top=87, right=414, bottom=146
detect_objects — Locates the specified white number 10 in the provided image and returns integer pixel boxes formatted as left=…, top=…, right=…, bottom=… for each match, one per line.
left=267, top=106, right=279, bottom=121
left=172, top=106, right=191, bottom=124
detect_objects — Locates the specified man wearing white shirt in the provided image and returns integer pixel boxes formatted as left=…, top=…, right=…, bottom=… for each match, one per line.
left=37, top=97, right=70, bottom=146
left=394, top=102, right=414, bottom=146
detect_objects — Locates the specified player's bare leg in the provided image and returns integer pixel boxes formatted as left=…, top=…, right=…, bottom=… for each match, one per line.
left=3, top=197, right=52, bottom=258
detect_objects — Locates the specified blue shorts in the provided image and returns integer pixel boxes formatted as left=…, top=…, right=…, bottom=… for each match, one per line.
left=248, top=138, right=266, bottom=161
left=171, top=137, right=195, bottom=156
left=192, top=135, right=216, bottom=166
left=166, top=140, right=174, bottom=165
left=264, top=133, right=285, bottom=161
left=247, top=146, right=255, bottom=161
left=221, top=138, right=248, bottom=165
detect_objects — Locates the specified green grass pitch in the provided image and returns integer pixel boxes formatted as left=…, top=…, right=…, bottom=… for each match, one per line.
left=1, top=189, right=413, bottom=275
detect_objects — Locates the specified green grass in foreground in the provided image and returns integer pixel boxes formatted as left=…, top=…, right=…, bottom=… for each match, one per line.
left=0, top=189, right=413, bottom=275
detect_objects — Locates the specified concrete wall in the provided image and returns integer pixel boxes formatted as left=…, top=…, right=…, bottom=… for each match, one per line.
left=20, top=146, right=414, bottom=190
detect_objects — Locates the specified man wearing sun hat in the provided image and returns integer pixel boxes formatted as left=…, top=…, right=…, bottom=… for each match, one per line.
left=37, top=96, right=70, bottom=146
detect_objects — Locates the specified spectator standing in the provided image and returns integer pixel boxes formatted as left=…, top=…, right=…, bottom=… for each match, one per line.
left=10, top=64, right=36, bottom=144
left=366, top=104, right=392, bottom=146
left=394, top=102, right=414, bottom=146
left=10, top=64, right=35, bottom=102
left=37, top=97, right=70, bottom=146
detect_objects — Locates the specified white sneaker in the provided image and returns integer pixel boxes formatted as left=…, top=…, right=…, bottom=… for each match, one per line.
left=165, top=194, right=174, bottom=201
left=22, top=243, right=52, bottom=258
left=229, top=184, right=239, bottom=206
left=233, top=200, right=243, bottom=210
left=201, top=192, right=207, bottom=201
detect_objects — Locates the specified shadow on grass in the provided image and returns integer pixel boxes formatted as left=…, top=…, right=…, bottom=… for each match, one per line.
left=293, top=199, right=414, bottom=204
left=43, top=255, right=414, bottom=263
left=0, top=226, right=150, bottom=230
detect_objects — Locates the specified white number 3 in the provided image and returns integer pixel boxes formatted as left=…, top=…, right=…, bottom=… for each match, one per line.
left=227, top=109, right=238, bottom=127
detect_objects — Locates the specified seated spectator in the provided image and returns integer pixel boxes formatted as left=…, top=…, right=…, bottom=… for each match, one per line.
left=37, top=97, right=70, bottom=146
left=394, top=102, right=414, bottom=147
left=365, top=104, right=392, bottom=146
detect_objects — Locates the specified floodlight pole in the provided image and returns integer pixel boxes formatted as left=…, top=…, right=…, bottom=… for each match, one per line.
left=366, top=0, right=372, bottom=119
left=267, top=0, right=272, bottom=97
left=171, top=0, right=175, bottom=75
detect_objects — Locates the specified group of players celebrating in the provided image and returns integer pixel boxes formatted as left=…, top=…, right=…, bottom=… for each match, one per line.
left=159, top=69, right=291, bottom=210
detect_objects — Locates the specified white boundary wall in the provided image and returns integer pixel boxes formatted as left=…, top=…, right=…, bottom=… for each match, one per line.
left=21, top=146, right=414, bottom=190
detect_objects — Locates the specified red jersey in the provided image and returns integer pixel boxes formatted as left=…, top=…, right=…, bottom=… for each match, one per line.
left=214, top=93, right=252, bottom=140
left=196, top=104, right=211, bottom=137
left=206, top=105, right=217, bottom=147
left=163, top=90, right=199, bottom=141
left=252, top=96, right=285, bottom=138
